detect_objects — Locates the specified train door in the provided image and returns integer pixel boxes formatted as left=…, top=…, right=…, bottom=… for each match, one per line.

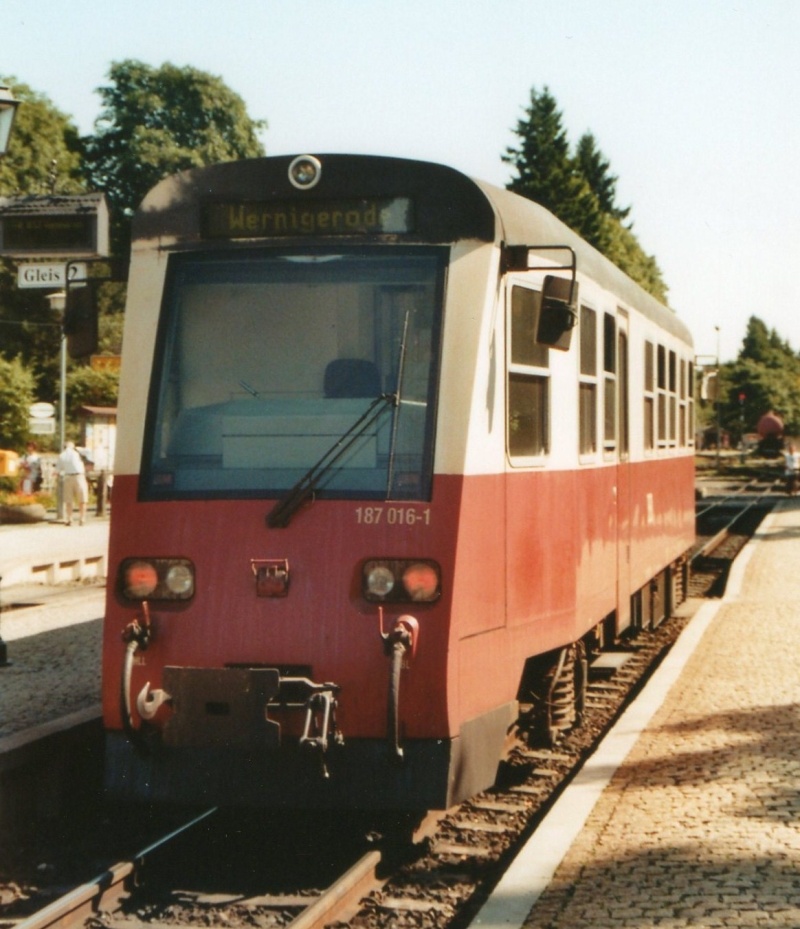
left=613, top=311, right=632, bottom=633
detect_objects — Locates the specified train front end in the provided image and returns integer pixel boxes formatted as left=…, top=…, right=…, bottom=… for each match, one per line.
left=102, top=155, right=502, bottom=810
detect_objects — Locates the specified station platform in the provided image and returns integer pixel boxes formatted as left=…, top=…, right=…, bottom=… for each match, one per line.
left=0, top=513, right=109, bottom=590
left=0, top=516, right=107, bottom=741
left=472, top=499, right=800, bottom=929
left=0, top=517, right=107, bottom=824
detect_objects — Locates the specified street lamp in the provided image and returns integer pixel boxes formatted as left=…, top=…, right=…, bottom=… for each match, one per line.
left=0, top=84, right=18, bottom=669
left=0, top=84, right=20, bottom=158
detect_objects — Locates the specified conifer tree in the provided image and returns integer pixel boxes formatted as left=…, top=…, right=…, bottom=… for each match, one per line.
left=574, top=132, right=630, bottom=222
left=503, top=86, right=604, bottom=249
left=717, top=316, right=800, bottom=440
left=502, top=85, right=667, bottom=302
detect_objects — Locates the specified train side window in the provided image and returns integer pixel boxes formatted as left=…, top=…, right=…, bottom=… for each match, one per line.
left=579, top=306, right=597, bottom=455
left=508, top=286, right=549, bottom=459
left=603, top=313, right=616, bottom=453
left=687, top=360, right=695, bottom=446
left=657, top=344, right=667, bottom=448
left=644, top=340, right=655, bottom=451
left=618, top=323, right=629, bottom=457
left=668, top=350, right=677, bottom=446
left=511, top=285, right=548, bottom=367
left=679, top=357, right=687, bottom=446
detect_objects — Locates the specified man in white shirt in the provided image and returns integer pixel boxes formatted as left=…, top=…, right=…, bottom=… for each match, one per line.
left=56, top=441, right=89, bottom=525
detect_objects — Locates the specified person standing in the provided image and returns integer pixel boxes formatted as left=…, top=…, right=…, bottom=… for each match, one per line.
left=57, top=441, right=89, bottom=525
left=20, top=442, right=42, bottom=494
left=783, top=443, right=800, bottom=496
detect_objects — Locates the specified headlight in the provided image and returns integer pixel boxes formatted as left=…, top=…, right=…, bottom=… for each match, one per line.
left=119, top=557, right=195, bottom=601
left=165, top=562, right=194, bottom=597
left=402, top=562, right=440, bottom=601
left=123, top=561, right=159, bottom=598
left=366, top=564, right=395, bottom=598
left=362, top=559, right=441, bottom=603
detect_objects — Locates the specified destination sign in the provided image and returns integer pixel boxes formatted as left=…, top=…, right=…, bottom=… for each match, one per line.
left=4, top=214, right=95, bottom=251
left=202, top=197, right=413, bottom=239
left=0, top=193, right=109, bottom=257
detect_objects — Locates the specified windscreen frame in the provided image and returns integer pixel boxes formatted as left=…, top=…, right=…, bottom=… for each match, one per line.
left=138, top=243, right=448, bottom=503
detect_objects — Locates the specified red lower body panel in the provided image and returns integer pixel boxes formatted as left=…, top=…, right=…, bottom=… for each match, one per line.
left=102, top=454, right=693, bottom=808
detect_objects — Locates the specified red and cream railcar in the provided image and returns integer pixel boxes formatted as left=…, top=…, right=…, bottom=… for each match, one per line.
left=103, top=155, right=694, bottom=810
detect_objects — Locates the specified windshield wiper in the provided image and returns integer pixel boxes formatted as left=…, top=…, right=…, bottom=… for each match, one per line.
left=266, top=394, right=396, bottom=528
left=386, top=308, right=411, bottom=496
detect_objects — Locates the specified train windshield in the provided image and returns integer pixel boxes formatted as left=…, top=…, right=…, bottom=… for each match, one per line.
left=142, top=247, right=445, bottom=501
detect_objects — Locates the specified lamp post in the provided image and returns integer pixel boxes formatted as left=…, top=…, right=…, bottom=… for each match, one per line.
left=0, top=84, right=18, bottom=669
left=0, top=84, right=20, bottom=158
left=46, top=290, right=67, bottom=520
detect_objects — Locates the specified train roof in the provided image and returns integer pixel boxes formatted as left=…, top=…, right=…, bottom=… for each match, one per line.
left=474, top=179, right=693, bottom=346
left=133, top=154, right=692, bottom=347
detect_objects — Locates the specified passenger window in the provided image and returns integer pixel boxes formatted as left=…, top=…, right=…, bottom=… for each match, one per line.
left=603, top=313, right=616, bottom=452
left=644, top=340, right=655, bottom=451
left=657, top=344, right=667, bottom=447
left=618, top=325, right=629, bottom=456
left=579, top=306, right=597, bottom=455
left=669, top=350, right=677, bottom=446
left=508, top=286, right=549, bottom=459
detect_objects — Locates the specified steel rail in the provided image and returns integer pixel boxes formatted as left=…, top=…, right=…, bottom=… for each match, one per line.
left=14, top=807, right=218, bottom=929
left=695, top=476, right=778, bottom=520
left=287, top=850, right=382, bottom=929
left=692, top=480, right=778, bottom=563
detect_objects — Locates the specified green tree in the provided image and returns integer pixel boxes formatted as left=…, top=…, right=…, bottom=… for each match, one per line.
left=739, top=314, right=795, bottom=367
left=0, top=356, right=36, bottom=449
left=97, top=282, right=125, bottom=356
left=82, top=60, right=267, bottom=254
left=66, top=366, right=119, bottom=421
left=574, top=132, right=630, bottom=222
left=503, top=86, right=668, bottom=302
left=503, top=86, right=605, bottom=248
left=717, top=316, right=800, bottom=442
left=0, top=78, right=84, bottom=196
left=0, top=80, right=85, bottom=403
left=602, top=218, right=669, bottom=304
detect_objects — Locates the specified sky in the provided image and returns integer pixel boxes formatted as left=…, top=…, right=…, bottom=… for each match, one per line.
left=3, top=0, right=800, bottom=363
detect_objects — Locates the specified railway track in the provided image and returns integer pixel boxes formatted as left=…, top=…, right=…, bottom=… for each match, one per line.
left=3, top=476, right=778, bottom=929
left=0, top=621, right=692, bottom=929
left=13, top=809, right=217, bottom=929
left=691, top=472, right=779, bottom=597
left=4, top=621, right=731, bottom=929
left=10, top=808, right=381, bottom=929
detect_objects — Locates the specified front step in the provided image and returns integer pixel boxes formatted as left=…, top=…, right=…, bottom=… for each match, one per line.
left=589, top=651, right=634, bottom=680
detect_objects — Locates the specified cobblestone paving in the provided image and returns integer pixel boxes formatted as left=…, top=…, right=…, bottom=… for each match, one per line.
left=524, top=501, right=800, bottom=928
left=0, top=620, right=101, bottom=739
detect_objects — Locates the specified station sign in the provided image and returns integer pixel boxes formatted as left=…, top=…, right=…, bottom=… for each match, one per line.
left=17, top=262, right=87, bottom=289
left=0, top=193, right=109, bottom=257
left=29, top=418, right=56, bottom=435
left=29, top=401, right=56, bottom=435
left=30, top=401, right=56, bottom=419
left=5, top=214, right=94, bottom=252
left=91, top=355, right=121, bottom=373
